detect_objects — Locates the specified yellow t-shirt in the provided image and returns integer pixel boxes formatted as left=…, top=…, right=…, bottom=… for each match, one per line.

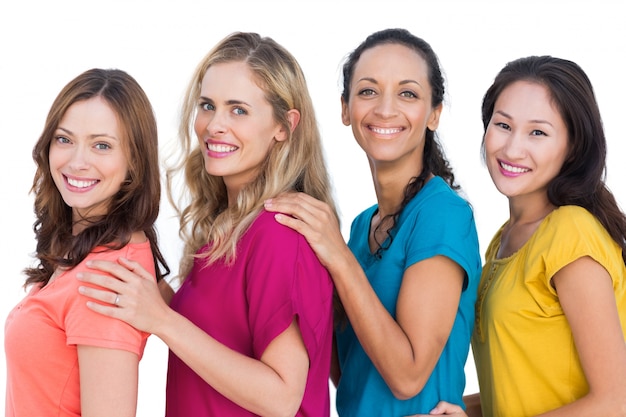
left=472, top=205, right=626, bottom=417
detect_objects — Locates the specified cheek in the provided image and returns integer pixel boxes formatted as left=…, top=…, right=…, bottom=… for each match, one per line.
left=193, top=118, right=202, bottom=137
left=194, top=113, right=209, bottom=137
left=48, top=147, right=64, bottom=171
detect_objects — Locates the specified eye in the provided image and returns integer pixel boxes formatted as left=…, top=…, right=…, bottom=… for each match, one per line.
left=399, top=90, right=417, bottom=99
left=55, top=135, right=71, bottom=144
left=494, top=122, right=511, bottom=131
left=94, top=142, right=112, bottom=151
left=199, top=101, right=215, bottom=111
left=530, top=129, right=547, bottom=136
left=232, top=107, right=247, bottom=116
left=357, top=88, right=376, bottom=97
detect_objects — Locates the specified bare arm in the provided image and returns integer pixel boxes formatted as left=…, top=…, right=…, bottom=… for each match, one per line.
left=535, top=256, right=626, bottom=417
left=77, top=259, right=309, bottom=417
left=160, top=314, right=309, bottom=417
left=78, top=346, right=139, bottom=417
left=265, top=193, right=464, bottom=399
left=333, top=253, right=463, bottom=399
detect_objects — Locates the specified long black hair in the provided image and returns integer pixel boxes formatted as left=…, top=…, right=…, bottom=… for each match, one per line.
left=481, top=55, right=626, bottom=263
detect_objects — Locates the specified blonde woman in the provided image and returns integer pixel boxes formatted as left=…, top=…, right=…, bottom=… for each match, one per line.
left=78, top=32, right=337, bottom=417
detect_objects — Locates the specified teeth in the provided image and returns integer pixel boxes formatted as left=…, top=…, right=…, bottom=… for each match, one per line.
left=371, top=127, right=402, bottom=135
left=500, top=161, right=529, bottom=173
left=67, top=177, right=97, bottom=188
left=207, top=143, right=237, bottom=153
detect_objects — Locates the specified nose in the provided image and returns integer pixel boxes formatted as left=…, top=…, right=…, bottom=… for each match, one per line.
left=68, top=145, right=90, bottom=171
left=373, top=92, right=397, bottom=119
left=502, top=130, right=527, bottom=160
left=197, top=109, right=227, bottom=137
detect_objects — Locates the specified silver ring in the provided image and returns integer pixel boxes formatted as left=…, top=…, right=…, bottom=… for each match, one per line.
left=114, top=294, right=120, bottom=306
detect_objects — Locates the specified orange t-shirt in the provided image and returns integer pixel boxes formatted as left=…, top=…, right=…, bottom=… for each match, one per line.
left=4, top=241, right=156, bottom=417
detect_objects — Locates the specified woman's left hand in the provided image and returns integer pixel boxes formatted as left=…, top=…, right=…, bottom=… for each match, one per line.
left=406, top=401, right=468, bottom=416
left=77, top=257, right=170, bottom=334
left=264, top=192, right=348, bottom=272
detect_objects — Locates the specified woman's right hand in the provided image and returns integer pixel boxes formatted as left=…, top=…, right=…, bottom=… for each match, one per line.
left=264, top=192, right=349, bottom=271
left=406, top=401, right=469, bottom=416
left=77, top=257, right=171, bottom=335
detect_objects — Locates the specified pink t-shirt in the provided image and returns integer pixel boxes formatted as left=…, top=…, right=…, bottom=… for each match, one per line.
left=166, top=210, right=334, bottom=417
left=4, top=241, right=156, bottom=417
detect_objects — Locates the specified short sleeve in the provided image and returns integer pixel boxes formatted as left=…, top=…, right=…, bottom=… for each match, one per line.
left=65, top=242, right=156, bottom=357
left=244, top=211, right=332, bottom=359
left=541, top=206, right=624, bottom=293
left=404, top=185, right=481, bottom=288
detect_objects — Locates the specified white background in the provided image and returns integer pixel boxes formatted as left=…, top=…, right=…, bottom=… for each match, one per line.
left=1, top=1, right=624, bottom=415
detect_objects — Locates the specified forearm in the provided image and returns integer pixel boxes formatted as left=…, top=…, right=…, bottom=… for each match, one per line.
left=535, top=393, right=626, bottom=417
left=331, top=253, right=434, bottom=398
left=155, top=309, right=304, bottom=417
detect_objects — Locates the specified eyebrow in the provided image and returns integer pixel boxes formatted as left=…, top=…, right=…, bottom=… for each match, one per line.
left=357, top=77, right=422, bottom=88
left=56, top=126, right=120, bottom=141
left=494, top=110, right=554, bottom=127
left=199, top=96, right=252, bottom=107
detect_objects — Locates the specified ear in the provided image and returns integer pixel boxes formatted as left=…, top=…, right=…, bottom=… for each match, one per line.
left=427, top=103, right=443, bottom=131
left=341, top=96, right=351, bottom=126
left=275, top=109, right=300, bottom=142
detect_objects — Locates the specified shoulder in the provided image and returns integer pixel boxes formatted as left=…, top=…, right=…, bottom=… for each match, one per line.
left=535, top=206, right=623, bottom=280
left=86, top=240, right=155, bottom=275
left=88, top=240, right=152, bottom=261
left=407, top=177, right=475, bottom=226
left=543, top=205, right=607, bottom=237
left=249, top=209, right=300, bottom=238
left=244, top=210, right=311, bottom=254
left=418, top=177, right=472, bottom=211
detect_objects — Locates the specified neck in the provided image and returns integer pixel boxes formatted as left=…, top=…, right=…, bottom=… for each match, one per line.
left=508, top=194, right=556, bottom=227
left=370, top=159, right=423, bottom=218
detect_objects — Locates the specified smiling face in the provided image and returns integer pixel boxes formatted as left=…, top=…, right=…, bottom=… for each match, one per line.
left=341, top=43, right=441, bottom=170
left=194, top=61, right=289, bottom=201
left=484, top=80, right=569, bottom=204
left=49, top=96, right=129, bottom=228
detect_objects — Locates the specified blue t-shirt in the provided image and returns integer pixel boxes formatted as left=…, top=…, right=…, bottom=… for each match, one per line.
left=335, top=176, right=481, bottom=416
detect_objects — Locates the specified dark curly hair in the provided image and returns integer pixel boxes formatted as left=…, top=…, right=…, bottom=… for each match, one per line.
left=342, top=28, right=458, bottom=258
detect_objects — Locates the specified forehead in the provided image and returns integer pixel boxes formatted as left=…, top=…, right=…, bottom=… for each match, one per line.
left=354, top=43, right=430, bottom=83
left=496, top=81, right=562, bottom=116
left=200, top=61, right=266, bottom=99
left=60, top=96, right=121, bottom=130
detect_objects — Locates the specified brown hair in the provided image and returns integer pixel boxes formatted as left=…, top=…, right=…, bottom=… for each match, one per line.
left=26, top=68, right=169, bottom=287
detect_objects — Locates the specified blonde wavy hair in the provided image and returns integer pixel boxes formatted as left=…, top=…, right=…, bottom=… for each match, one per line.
left=167, top=32, right=337, bottom=281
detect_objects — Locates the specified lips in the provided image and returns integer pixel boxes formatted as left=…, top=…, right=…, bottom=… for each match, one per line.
left=66, top=176, right=98, bottom=188
left=63, top=174, right=100, bottom=192
left=499, top=160, right=530, bottom=174
left=369, top=126, right=403, bottom=135
left=206, top=143, right=238, bottom=153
